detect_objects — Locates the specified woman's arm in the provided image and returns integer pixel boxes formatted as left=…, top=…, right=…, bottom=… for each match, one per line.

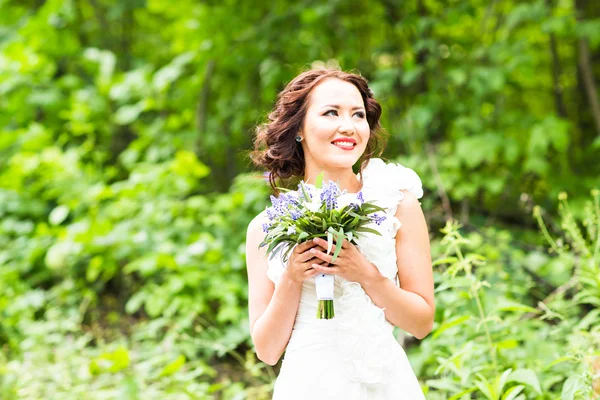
left=245, top=213, right=303, bottom=365
left=361, top=191, right=435, bottom=339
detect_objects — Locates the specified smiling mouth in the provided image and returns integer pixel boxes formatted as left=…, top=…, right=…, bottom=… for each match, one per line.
left=331, top=141, right=356, bottom=150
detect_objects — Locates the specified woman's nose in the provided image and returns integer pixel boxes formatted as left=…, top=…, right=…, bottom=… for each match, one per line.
left=339, top=117, right=355, bottom=133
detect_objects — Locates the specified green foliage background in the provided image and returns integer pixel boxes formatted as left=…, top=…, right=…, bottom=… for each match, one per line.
left=1, top=0, right=599, bottom=398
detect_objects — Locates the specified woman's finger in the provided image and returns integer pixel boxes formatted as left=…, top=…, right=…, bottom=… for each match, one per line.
left=312, top=263, right=339, bottom=275
left=308, top=247, right=335, bottom=264
left=298, top=246, right=326, bottom=262
left=302, top=257, right=327, bottom=271
left=295, top=240, right=317, bottom=254
left=313, top=237, right=351, bottom=253
left=312, top=237, right=329, bottom=250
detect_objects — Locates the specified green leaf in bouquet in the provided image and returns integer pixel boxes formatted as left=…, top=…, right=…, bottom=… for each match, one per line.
left=346, top=231, right=353, bottom=243
left=331, top=227, right=344, bottom=261
left=297, top=231, right=309, bottom=241
left=282, top=243, right=295, bottom=263
left=299, top=181, right=311, bottom=202
left=356, top=227, right=383, bottom=235
left=327, top=230, right=333, bottom=255
left=266, top=241, right=282, bottom=259
left=315, top=172, right=324, bottom=189
left=296, top=219, right=312, bottom=231
left=359, top=203, right=386, bottom=213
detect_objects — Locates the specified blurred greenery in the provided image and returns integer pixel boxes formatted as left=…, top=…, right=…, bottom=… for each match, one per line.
left=1, top=0, right=599, bottom=398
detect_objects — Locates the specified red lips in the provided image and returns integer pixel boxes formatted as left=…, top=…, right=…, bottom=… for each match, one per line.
left=331, top=138, right=357, bottom=145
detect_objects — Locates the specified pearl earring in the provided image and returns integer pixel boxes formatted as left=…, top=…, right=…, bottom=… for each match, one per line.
left=295, top=135, right=303, bottom=142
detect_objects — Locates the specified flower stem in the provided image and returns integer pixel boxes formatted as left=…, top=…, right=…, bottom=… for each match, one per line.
left=316, top=300, right=335, bottom=319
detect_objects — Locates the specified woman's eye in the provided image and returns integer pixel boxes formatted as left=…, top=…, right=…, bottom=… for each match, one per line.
left=324, top=110, right=365, bottom=118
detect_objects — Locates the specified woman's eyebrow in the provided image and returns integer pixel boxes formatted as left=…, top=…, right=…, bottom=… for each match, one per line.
left=320, top=104, right=365, bottom=110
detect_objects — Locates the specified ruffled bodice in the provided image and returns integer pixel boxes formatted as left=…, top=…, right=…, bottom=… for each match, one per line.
left=266, top=158, right=424, bottom=391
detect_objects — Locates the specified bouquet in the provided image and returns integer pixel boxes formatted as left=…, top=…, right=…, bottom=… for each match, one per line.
left=259, top=173, right=387, bottom=319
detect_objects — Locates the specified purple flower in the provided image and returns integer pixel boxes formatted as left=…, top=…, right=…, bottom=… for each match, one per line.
left=320, top=181, right=341, bottom=211
left=356, top=191, right=364, bottom=204
left=268, top=195, right=285, bottom=219
left=370, top=213, right=386, bottom=225
left=261, top=223, right=271, bottom=232
left=266, top=206, right=278, bottom=220
left=298, top=183, right=314, bottom=199
left=267, top=192, right=305, bottom=221
left=289, top=208, right=302, bottom=220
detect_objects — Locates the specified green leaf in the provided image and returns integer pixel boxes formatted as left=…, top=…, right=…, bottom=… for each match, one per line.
left=299, top=181, right=311, bottom=202
left=298, top=231, right=309, bottom=241
left=432, top=257, right=459, bottom=266
left=501, top=385, right=525, bottom=400
left=545, top=355, right=575, bottom=369
left=495, top=301, right=540, bottom=314
left=561, top=376, right=581, bottom=400
left=475, top=373, right=496, bottom=400
left=114, top=101, right=145, bottom=125
left=331, top=228, right=344, bottom=262
left=49, top=205, right=69, bottom=225
left=448, top=388, right=477, bottom=400
left=315, top=172, right=324, bottom=189
left=356, top=227, right=382, bottom=235
left=160, top=355, right=186, bottom=377
left=433, top=316, right=471, bottom=339
left=508, top=369, right=541, bottom=394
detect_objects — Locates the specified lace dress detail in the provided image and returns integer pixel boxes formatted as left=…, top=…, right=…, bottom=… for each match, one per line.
left=265, top=158, right=426, bottom=399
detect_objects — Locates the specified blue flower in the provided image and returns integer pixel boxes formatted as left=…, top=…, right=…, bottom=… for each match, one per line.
left=289, top=208, right=302, bottom=220
left=298, top=182, right=314, bottom=199
left=267, top=192, right=305, bottom=221
left=370, top=213, right=386, bottom=225
left=266, top=206, right=278, bottom=221
left=320, top=181, right=341, bottom=211
left=356, top=191, right=364, bottom=204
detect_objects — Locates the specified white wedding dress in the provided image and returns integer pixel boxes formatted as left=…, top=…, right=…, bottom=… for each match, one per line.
left=266, top=158, right=427, bottom=399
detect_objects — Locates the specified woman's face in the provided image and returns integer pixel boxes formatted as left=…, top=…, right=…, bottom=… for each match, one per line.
left=300, top=78, right=370, bottom=173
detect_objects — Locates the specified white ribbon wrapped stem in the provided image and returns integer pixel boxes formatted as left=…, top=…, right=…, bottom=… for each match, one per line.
left=315, top=273, right=334, bottom=300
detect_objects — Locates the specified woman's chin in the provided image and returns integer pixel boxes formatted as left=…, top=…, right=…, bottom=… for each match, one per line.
left=321, top=152, right=360, bottom=168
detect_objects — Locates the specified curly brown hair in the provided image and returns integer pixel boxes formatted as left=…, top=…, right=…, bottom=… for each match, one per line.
left=250, top=68, right=388, bottom=193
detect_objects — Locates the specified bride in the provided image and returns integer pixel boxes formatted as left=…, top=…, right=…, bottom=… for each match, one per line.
left=246, top=68, right=434, bottom=399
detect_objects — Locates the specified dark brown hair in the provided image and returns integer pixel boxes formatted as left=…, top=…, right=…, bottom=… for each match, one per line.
left=250, top=67, right=388, bottom=193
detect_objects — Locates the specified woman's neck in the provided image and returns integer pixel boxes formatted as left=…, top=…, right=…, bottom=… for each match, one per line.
left=303, top=168, right=362, bottom=193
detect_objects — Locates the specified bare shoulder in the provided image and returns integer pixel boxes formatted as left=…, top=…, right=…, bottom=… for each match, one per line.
left=245, top=210, right=270, bottom=269
left=400, top=190, right=421, bottom=208
left=247, top=210, right=269, bottom=241
left=396, top=190, right=423, bottom=214
left=394, top=189, right=429, bottom=246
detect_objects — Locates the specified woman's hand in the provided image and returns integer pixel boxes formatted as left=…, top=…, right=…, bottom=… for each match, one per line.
left=308, top=237, right=381, bottom=284
left=285, top=240, right=329, bottom=283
